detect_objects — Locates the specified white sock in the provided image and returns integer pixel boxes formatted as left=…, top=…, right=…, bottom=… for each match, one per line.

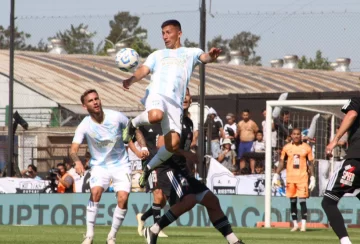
left=150, top=223, right=160, bottom=234
left=86, top=201, right=99, bottom=237
left=108, top=206, right=127, bottom=238
left=340, top=236, right=352, bottom=244
left=293, top=220, right=298, bottom=227
left=226, top=233, right=239, bottom=244
left=147, top=146, right=173, bottom=170
left=132, top=111, right=150, bottom=127
left=301, top=219, right=306, bottom=227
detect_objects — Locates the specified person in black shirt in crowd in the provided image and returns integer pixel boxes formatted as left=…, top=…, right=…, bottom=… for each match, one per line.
left=274, top=110, right=297, bottom=149
left=142, top=88, right=244, bottom=244
left=204, top=108, right=224, bottom=158
left=322, top=97, right=360, bottom=244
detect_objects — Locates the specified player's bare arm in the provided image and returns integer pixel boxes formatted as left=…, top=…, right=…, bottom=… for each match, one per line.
left=128, top=140, right=147, bottom=160
left=275, top=158, right=285, bottom=175
left=199, top=47, right=222, bottom=63
left=326, top=110, right=358, bottom=155
left=70, top=143, right=84, bottom=176
left=122, top=65, right=150, bottom=90
left=134, top=129, right=150, bottom=158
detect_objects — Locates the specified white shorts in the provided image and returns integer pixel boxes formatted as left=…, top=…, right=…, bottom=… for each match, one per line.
left=145, top=93, right=183, bottom=135
left=90, top=166, right=131, bottom=193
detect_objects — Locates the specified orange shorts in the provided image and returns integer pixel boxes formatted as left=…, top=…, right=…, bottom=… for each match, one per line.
left=286, top=181, right=309, bottom=198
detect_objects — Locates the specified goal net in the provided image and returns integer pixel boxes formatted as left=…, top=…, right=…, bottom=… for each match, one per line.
left=264, top=99, right=348, bottom=228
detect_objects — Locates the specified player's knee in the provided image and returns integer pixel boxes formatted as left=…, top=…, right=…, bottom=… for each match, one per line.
left=90, top=187, right=103, bottom=202
left=153, top=189, right=166, bottom=207
left=148, top=110, right=163, bottom=124
left=116, top=191, right=129, bottom=208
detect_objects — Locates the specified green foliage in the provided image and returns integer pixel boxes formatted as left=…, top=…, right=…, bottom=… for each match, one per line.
left=0, top=25, right=47, bottom=51
left=48, top=23, right=96, bottom=54
left=207, top=32, right=261, bottom=66
left=298, top=50, right=332, bottom=70
left=184, top=38, right=198, bottom=48
left=104, top=12, right=153, bottom=57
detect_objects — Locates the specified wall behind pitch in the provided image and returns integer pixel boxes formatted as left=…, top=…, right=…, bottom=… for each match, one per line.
left=0, top=193, right=360, bottom=227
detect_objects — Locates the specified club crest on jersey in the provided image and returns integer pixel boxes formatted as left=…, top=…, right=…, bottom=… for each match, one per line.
left=340, top=171, right=355, bottom=186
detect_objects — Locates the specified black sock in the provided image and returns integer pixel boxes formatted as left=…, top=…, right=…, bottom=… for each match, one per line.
left=141, top=207, right=153, bottom=222
left=290, top=198, right=298, bottom=221
left=157, top=210, right=178, bottom=230
left=322, top=195, right=348, bottom=239
left=212, top=216, right=233, bottom=237
left=152, top=203, right=162, bottom=224
left=300, top=201, right=307, bottom=220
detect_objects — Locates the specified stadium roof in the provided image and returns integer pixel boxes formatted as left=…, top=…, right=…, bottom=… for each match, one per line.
left=0, top=50, right=359, bottom=114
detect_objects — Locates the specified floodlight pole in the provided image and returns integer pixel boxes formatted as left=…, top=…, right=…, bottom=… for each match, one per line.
left=198, top=0, right=206, bottom=179
left=7, top=0, right=15, bottom=177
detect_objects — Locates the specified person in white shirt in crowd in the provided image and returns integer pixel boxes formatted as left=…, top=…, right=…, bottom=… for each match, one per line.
left=21, top=164, right=42, bottom=180
left=251, top=131, right=265, bottom=153
left=217, top=138, right=237, bottom=173
left=261, top=108, right=277, bottom=148
left=223, top=113, right=238, bottom=150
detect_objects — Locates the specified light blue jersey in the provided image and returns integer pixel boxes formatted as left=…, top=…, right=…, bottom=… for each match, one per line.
left=72, top=109, right=129, bottom=169
left=143, top=47, right=204, bottom=106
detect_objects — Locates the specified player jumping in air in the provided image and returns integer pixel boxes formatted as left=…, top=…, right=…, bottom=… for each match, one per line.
left=71, top=89, right=145, bottom=244
left=322, top=97, right=360, bottom=244
left=272, top=128, right=316, bottom=232
left=142, top=88, right=244, bottom=244
left=122, top=19, right=221, bottom=186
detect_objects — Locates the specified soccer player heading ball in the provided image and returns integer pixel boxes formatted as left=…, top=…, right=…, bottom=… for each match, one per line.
left=121, top=19, right=221, bottom=186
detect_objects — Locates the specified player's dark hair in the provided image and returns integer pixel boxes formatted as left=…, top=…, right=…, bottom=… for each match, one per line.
left=161, top=19, right=182, bottom=31
left=28, top=164, right=37, bottom=172
left=280, top=110, right=290, bottom=116
left=57, top=162, right=65, bottom=168
left=81, top=89, right=98, bottom=104
left=291, top=127, right=301, bottom=134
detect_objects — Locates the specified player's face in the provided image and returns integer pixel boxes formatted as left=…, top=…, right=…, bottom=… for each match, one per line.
left=162, top=25, right=182, bottom=49
left=183, top=89, right=191, bottom=109
left=83, top=92, right=102, bottom=114
left=291, top=129, right=301, bottom=143
left=242, top=112, right=249, bottom=121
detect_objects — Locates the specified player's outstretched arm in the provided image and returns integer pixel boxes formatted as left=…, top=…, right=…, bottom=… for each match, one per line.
left=199, top=47, right=222, bottom=64
left=122, top=65, right=150, bottom=90
left=70, top=143, right=85, bottom=176
left=134, top=129, right=150, bottom=158
left=326, top=110, right=357, bottom=155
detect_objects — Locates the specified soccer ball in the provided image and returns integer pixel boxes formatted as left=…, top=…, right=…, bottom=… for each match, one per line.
left=115, top=48, right=140, bottom=72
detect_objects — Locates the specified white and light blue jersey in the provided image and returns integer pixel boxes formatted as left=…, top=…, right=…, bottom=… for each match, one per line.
left=72, top=109, right=129, bottom=169
left=143, top=47, right=204, bottom=106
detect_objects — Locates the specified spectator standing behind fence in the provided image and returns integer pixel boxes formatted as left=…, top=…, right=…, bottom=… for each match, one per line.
left=223, top=113, right=238, bottom=150
left=21, top=164, right=42, bottom=180
left=217, top=138, right=237, bottom=173
left=204, top=108, right=224, bottom=159
left=237, top=109, right=259, bottom=159
left=274, top=110, right=297, bottom=149
left=56, top=162, right=75, bottom=193
left=261, top=109, right=277, bottom=148
left=64, top=157, right=83, bottom=193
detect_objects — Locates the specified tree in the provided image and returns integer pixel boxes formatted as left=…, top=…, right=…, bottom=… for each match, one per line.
left=207, top=35, right=230, bottom=61
left=228, top=31, right=261, bottom=66
left=0, top=25, right=30, bottom=50
left=298, top=50, right=332, bottom=70
left=104, top=12, right=154, bottom=57
left=0, top=25, right=48, bottom=52
left=184, top=38, right=198, bottom=48
left=48, top=23, right=96, bottom=54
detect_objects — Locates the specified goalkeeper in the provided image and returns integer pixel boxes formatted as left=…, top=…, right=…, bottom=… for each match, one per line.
left=272, top=128, right=316, bottom=232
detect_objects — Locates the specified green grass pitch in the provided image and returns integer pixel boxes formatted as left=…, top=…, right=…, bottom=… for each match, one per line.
left=1, top=225, right=359, bottom=243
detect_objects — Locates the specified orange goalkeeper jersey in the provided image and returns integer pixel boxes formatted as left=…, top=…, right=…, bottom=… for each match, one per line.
left=280, top=142, right=314, bottom=183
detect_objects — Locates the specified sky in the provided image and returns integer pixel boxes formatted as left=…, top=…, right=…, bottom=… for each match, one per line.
left=1, top=0, right=360, bottom=69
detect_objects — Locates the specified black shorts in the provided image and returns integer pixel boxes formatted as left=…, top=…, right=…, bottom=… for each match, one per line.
left=155, top=167, right=209, bottom=206
left=324, top=158, right=360, bottom=200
